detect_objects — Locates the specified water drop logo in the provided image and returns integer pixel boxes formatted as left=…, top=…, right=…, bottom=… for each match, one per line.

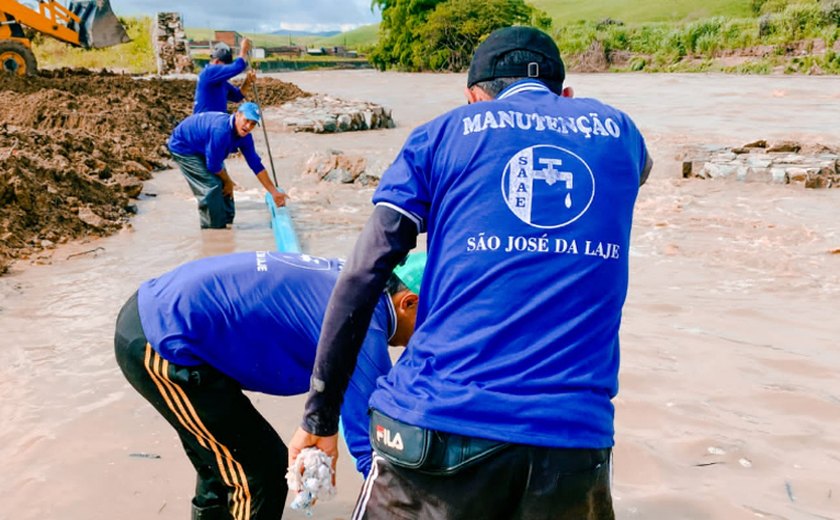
left=501, top=145, right=595, bottom=229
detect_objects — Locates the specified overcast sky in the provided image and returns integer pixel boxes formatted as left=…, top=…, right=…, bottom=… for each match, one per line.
left=110, top=0, right=381, bottom=33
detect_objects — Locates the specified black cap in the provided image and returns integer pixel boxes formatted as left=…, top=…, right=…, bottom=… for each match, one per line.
left=211, top=42, right=233, bottom=64
left=467, top=26, right=564, bottom=88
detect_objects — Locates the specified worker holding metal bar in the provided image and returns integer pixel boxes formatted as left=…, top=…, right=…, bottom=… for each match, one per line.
left=194, top=37, right=256, bottom=114
left=168, top=102, right=287, bottom=229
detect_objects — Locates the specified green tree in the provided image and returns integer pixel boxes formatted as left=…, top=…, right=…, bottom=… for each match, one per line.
left=370, top=0, right=446, bottom=70
left=370, top=0, right=550, bottom=71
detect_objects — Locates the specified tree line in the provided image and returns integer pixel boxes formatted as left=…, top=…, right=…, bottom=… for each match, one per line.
left=369, top=0, right=552, bottom=72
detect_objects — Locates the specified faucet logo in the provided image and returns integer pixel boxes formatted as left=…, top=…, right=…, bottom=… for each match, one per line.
left=501, top=145, right=595, bottom=229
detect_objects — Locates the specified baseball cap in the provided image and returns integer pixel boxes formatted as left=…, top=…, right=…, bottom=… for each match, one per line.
left=211, top=42, right=233, bottom=64
left=467, top=26, right=565, bottom=88
left=237, top=102, right=261, bottom=124
left=393, top=252, right=426, bottom=294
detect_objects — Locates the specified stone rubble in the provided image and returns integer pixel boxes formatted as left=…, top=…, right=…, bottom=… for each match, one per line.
left=681, top=140, right=839, bottom=189
left=153, top=12, right=194, bottom=75
left=271, top=95, right=395, bottom=134
left=303, top=149, right=387, bottom=186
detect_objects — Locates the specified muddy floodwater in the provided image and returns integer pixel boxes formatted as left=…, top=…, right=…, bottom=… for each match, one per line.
left=1, top=71, right=839, bottom=519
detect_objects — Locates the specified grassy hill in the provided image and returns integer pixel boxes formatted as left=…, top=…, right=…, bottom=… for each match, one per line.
left=552, top=1, right=840, bottom=74
left=185, top=24, right=380, bottom=50
left=315, top=24, right=380, bottom=48
left=530, top=0, right=753, bottom=23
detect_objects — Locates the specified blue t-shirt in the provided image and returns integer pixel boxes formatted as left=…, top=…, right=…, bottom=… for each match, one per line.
left=194, top=57, right=247, bottom=114
left=370, top=80, right=648, bottom=449
left=137, top=252, right=394, bottom=476
left=168, top=112, right=265, bottom=175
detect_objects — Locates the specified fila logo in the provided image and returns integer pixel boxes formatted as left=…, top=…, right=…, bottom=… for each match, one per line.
left=375, top=424, right=404, bottom=451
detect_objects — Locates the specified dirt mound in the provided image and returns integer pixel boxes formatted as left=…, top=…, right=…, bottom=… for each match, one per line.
left=0, top=69, right=307, bottom=273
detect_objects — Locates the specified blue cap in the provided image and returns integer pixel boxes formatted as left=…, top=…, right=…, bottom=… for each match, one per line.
left=393, top=252, right=426, bottom=294
left=237, top=102, right=261, bottom=124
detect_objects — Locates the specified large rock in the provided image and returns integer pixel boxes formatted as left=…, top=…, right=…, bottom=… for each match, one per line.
left=681, top=140, right=839, bottom=189
left=273, top=95, right=395, bottom=134
left=304, top=150, right=388, bottom=186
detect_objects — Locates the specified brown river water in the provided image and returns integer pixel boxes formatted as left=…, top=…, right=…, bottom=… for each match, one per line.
left=1, top=71, right=839, bottom=519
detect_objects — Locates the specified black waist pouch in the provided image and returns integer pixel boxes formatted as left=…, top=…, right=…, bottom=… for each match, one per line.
left=369, top=408, right=510, bottom=475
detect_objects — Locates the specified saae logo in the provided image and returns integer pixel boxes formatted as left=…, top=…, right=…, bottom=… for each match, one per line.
left=501, top=145, right=595, bottom=229
left=375, top=424, right=404, bottom=451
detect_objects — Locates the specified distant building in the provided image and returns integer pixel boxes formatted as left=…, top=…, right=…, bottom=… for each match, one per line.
left=306, top=47, right=327, bottom=56
left=190, top=40, right=213, bottom=52
left=214, top=30, right=244, bottom=48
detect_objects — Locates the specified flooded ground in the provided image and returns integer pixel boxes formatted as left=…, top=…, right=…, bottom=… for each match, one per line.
left=1, top=70, right=839, bottom=519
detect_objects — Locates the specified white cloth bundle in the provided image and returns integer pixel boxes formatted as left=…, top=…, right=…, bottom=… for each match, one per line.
left=285, top=448, right=336, bottom=516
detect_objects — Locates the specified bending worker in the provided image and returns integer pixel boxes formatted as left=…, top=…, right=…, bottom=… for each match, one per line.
left=114, top=251, right=424, bottom=520
left=168, top=102, right=287, bottom=229
left=289, top=26, right=652, bottom=519
left=195, top=38, right=256, bottom=114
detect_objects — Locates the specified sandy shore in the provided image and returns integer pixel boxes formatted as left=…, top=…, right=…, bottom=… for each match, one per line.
left=0, top=70, right=838, bottom=519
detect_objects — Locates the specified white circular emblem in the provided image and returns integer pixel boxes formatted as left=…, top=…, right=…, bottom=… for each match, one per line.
left=501, top=145, right=595, bottom=229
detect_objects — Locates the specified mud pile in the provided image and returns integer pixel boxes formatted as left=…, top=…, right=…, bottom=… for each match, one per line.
left=0, top=69, right=307, bottom=273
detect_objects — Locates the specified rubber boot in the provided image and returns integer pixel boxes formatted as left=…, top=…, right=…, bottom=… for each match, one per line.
left=191, top=502, right=231, bottom=520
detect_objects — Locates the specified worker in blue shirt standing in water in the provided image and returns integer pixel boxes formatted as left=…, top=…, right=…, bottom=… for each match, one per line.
left=194, top=38, right=256, bottom=114
left=114, top=251, right=425, bottom=520
left=289, top=26, right=652, bottom=520
left=168, top=102, right=287, bottom=229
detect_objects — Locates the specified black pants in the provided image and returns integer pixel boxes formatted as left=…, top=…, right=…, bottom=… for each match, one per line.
left=171, top=151, right=235, bottom=229
left=114, top=292, right=287, bottom=520
left=353, top=444, right=614, bottom=520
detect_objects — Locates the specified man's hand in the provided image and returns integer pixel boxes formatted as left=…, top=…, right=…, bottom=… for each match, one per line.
left=288, top=427, right=339, bottom=484
left=239, top=38, right=252, bottom=59
left=270, top=189, right=288, bottom=208
left=222, top=179, right=235, bottom=197
left=242, top=69, right=257, bottom=98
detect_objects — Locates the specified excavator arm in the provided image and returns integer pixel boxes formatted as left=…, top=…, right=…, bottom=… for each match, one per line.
left=0, top=0, right=85, bottom=46
left=0, top=0, right=129, bottom=75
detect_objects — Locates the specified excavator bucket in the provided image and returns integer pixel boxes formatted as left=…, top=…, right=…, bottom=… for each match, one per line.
left=67, top=0, right=130, bottom=49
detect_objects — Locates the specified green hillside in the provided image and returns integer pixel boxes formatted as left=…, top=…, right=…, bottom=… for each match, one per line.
left=185, top=25, right=380, bottom=51
left=314, top=24, right=380, bottom=48
left=529, top=0, right=753, bottom=23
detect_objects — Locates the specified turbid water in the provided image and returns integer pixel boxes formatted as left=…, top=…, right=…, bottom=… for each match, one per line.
left=1, top=71, right=838, bottom=519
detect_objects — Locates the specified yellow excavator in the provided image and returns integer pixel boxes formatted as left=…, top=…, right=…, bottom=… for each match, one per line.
left=0, top=0, right=129, bottom=75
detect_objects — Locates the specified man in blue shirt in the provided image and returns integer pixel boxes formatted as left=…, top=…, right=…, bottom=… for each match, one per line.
left=114, top=251, right=425, bottom=520
left=194, top=39, right=256, bottom=114
left=289, top=26, right=652, bottom=520
left=168, top=102, right=287, bottom=229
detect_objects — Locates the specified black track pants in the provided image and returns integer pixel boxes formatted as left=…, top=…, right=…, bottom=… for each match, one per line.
left=114, top=291, right=288, bottom=520
left=353, top=446, right=614, bottom=520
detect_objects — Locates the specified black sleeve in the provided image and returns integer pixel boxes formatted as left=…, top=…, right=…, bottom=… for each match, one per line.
left=301, top=205, right=419, bottom=436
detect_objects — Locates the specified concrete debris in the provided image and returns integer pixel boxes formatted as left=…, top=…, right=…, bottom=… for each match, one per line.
left=681, top=141, right=839, bottom=189
left=153, top=12, right=194, bottom=75
left=304, top=149, right=385, bottom=186
left=272, top=95, right=395, bottom=133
